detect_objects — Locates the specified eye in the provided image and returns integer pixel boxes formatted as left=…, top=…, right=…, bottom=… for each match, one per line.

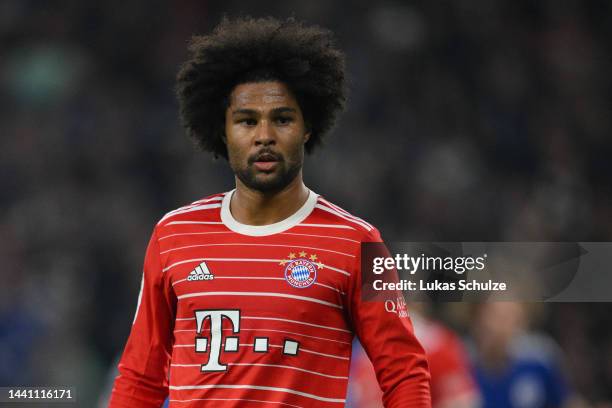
left=275, top=116, right=293, bottom=125
left=238, top=118, right=257, bottom=126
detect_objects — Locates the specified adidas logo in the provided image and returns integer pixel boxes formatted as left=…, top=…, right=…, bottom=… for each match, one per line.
left=187, top=262, right=214, bottom=281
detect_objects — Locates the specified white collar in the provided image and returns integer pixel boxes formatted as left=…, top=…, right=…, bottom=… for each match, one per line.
left=220, top=188, right=318, bottom=236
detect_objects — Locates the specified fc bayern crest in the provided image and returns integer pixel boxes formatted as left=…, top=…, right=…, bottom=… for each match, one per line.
left=281, top=251, right=323, bottom=289
left=285, top=259, right=317, bottom=288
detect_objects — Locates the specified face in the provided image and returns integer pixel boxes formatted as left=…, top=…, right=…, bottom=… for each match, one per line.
left=225, top=81, right=310, bottom=193
left=474, top=302, right=526, bottom=353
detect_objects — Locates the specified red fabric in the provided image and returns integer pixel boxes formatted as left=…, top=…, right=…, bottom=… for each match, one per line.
left=348, top=317, right=477, bottom=408
left=422, top=321, right=478, bottom=406
left=109, top=192, right=431, bottom=407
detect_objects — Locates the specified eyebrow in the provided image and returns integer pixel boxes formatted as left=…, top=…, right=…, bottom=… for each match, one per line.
left=231, top=107, right=297, bottom=115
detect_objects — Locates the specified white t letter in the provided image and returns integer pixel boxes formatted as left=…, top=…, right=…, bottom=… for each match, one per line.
left=195, top=310, right=240, bottom=372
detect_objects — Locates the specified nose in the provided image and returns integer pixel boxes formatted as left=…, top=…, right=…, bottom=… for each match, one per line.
left=254, top=120, right=276, bottom=146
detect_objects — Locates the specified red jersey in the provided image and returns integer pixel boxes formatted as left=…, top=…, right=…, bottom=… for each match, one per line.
left=109, top=189, right=431, bottom=408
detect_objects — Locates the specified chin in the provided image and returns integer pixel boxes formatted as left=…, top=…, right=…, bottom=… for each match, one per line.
left=240, top=172, right=290, bottom=193
left=251, top=179, right=288, bottom=193
left=236, top=162, right=301, bottom=193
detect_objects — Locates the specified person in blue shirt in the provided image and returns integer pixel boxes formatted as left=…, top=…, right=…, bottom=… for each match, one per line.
left=470, top=302, right=570, bottom=408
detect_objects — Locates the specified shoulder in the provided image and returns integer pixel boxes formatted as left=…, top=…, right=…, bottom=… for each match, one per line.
left=155, top=192, right=226, bottom=228
left=312, top=195, right=382, bottom=243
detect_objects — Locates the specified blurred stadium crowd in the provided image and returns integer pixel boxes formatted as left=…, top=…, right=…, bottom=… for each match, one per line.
left=1, top=0, right=611, bottom=406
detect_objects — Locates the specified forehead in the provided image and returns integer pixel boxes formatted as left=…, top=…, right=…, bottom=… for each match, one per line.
left=228, top=81, right=299, bottom=109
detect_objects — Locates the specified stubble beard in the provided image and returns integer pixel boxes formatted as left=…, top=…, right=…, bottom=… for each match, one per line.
left=231, top=153, right=303, bottom=194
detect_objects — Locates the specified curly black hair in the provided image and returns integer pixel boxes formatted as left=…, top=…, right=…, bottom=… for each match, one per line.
left=176, top=16, right=347, bottom=159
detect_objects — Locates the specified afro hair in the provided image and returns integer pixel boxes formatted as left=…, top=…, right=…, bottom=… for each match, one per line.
left=176, top=16, right=347, bottom=159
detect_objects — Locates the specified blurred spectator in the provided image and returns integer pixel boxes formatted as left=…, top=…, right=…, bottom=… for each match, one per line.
left=469, top=303, right=571, bottom=408
left=347, top=304, right=481, bottom=408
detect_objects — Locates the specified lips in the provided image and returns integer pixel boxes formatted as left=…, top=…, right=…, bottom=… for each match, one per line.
left=254, top=161, right=278, bottom=171
left=251, top=151, right=281, bottom=172
left=254, top=153, right=279, bottom=162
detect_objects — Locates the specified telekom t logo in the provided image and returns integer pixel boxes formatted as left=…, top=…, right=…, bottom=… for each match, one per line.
left=194, top=309, right=240, bottom=372
left=193, top=309, right=300, bottom=373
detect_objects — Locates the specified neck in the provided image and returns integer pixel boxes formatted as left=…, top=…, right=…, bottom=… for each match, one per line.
left=230, top=173, right=310, bottom=226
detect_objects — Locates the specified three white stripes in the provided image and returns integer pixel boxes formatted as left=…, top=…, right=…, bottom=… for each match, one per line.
left=158, top=196, right=223, bottom=223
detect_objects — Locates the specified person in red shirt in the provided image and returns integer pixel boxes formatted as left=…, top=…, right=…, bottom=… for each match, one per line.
left=347, top=307, right=481, bottom=408
left=109, top=16, right=431, bottom=408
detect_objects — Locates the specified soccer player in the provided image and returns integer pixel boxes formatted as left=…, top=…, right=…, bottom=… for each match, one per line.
left=109, top=17, right=431, bottom=408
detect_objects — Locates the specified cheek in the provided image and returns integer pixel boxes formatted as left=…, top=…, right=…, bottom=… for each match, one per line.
left=285, top=138, right=306, bottom=163
left=226, top=137, right=248, bottom=167
left=279, top=126, right=308, bottom=146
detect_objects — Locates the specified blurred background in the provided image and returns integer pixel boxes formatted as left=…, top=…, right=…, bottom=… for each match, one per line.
left=1, top=0, right=611, bottom=407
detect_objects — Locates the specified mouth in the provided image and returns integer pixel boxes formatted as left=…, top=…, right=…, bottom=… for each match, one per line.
left=253, top=161, right=278, bottom=172
left=251, top=152, right=281, bottom=172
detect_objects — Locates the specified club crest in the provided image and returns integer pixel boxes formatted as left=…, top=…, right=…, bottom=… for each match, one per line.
left=280, top=252, right=323, bottom=289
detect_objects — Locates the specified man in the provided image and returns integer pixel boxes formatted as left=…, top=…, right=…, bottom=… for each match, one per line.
left=109, top=17, right=431, bottom=407
left=470, top=303, right=571, bottom=408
